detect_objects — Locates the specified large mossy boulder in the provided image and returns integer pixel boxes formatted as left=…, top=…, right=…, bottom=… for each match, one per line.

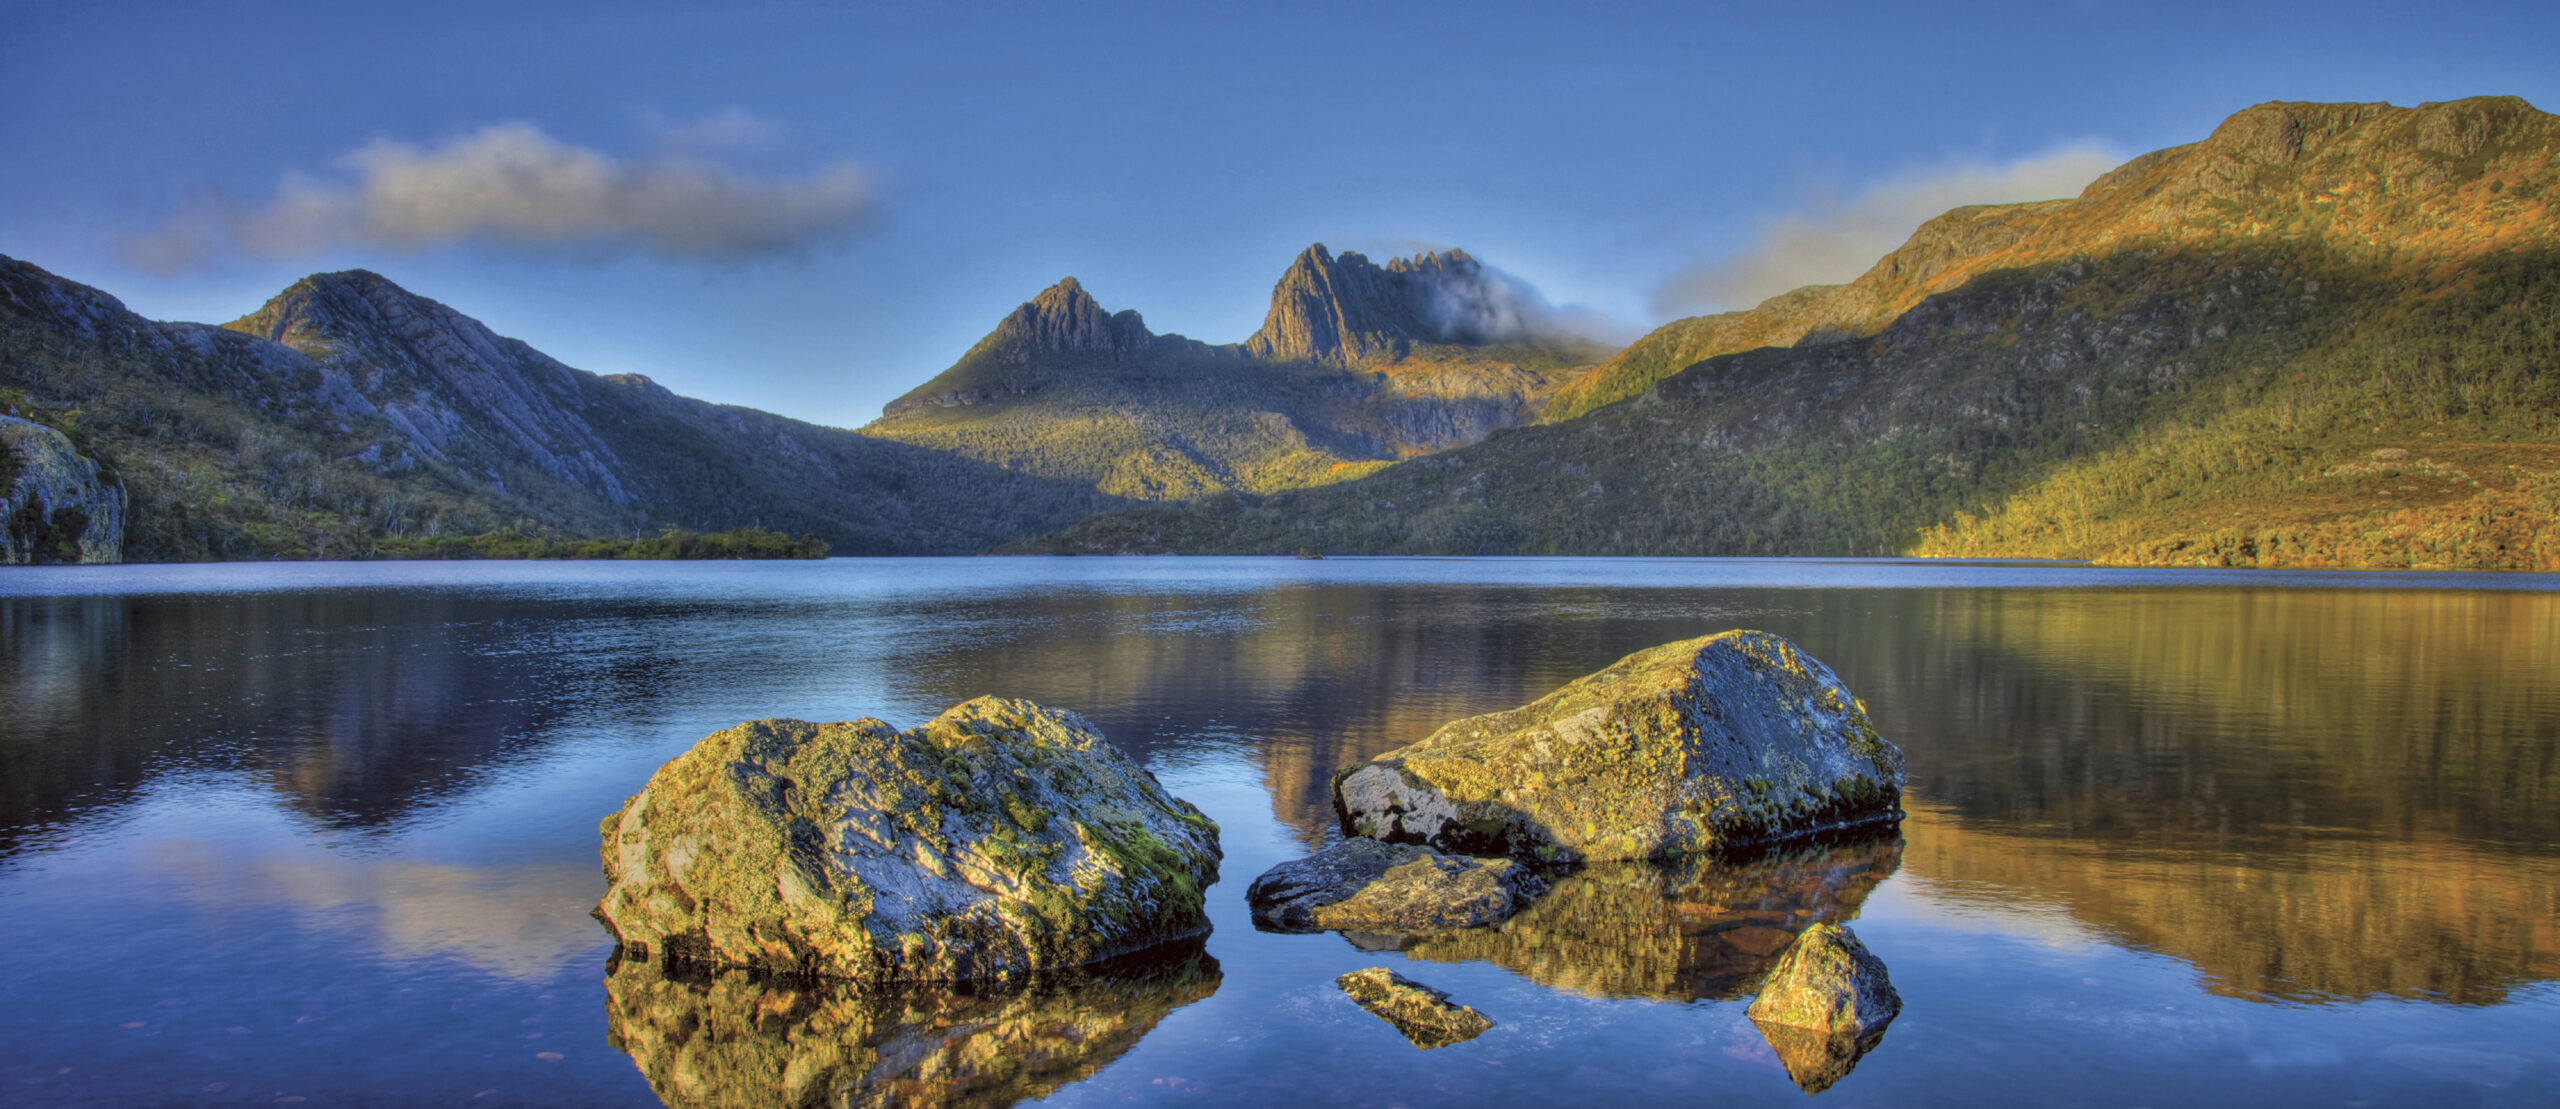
left=597, top=697, right=1221, bottom=981
left=1245, top=837, right=1547, bottom=934
left=1332, top=631, right=1902, bottom=863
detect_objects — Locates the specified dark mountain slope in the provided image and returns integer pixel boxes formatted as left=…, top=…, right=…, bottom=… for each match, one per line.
left=1027, top=98, right=2560, bottom=570
left=0, top=257, right=1118, bottom=559
left=862, top=246, right=1612, bottom=499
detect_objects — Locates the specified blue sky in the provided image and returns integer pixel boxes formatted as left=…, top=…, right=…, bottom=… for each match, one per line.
left=3, top=0, right=2553, bottom=428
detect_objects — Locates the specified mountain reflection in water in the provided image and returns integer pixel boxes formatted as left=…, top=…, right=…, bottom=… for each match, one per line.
left=603, top=943, right=1220, bottom=1109
left=2, top=561, right=2555, bottom=1105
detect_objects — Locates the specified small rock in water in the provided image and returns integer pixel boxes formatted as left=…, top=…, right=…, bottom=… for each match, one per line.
left=1333, top=631, right=1904, bottom=863
left=1747, top=923, right=1902, bottom=1093
left=1246, top=838, right=1547, bottom=933
left=1335, top=967, right=1495, bottom=1049
left=595, top=697, right=1221, bottom=981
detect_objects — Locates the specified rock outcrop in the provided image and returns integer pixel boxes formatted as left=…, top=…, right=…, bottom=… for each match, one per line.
left=0, top=415, right=124, bottom=564
left=1333, top=632, right=1903, bottom=863
left=596, top=697, right=1221, bottom=981
left=1746, top=922, right=1903, bottom=1093
left=1335, top=967, right=1495, bottom=1049
left=1244, top=837, right=1547, bottom=934
left=1243, top=245, right=1554, bottom=365
left=606, top=942, right=1220, bottom=1108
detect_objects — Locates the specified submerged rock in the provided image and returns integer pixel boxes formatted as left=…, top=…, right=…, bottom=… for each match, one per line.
left=606, top=941, right=1220, bottom=1108
left=596, top=697, right=1221, bottom=981
left=1245, top=838, right=1547, bottom=934
left=1397, top=832, right=1902, bottom=1001
left=1335, top=967, right=1495, bottom=1049
left=1747, top=922, right=1903, bottom=1093
left=1333, top=631, right=1902, bottom=862
left=1, top=415, right=124, bottom=565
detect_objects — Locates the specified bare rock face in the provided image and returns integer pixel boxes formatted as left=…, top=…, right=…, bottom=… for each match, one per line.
left=1335, top=967, right=1495, bottom=1049
left=606, top=943, right=1220, bottom=1108
left=1746, top=922, right=1903, bottom=1093
left=1244, top=838, right=1547, bottom=934
left=0, top=415, right=124, bottom=564
left=1333, top=631, right=1903, bottom=863
left=597, top=697, right=1221, bottom=981
left=1244, top=244, right=1528, bottom=364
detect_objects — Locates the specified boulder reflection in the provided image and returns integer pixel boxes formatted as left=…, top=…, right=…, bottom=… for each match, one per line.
left=603, top=942, right=1221, bottom=1108
left=1385, top=833, right=1901, bottom=1002
left=1754, top=1020, right=1886, bottom=1095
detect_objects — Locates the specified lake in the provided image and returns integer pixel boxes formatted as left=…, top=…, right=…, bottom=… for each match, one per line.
left=2, top=557, right=2555, bottom=1106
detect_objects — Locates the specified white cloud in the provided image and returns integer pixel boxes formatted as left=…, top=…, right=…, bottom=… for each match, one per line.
left=123, top=121, right=877, bottom=272
left=1653, top=141, right=2127, bottom=318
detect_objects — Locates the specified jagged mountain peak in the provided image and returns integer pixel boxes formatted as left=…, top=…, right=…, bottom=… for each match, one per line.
left=986, top=276, right=1154, bottom=357
left=1247, top=243, right=1486, bottom=364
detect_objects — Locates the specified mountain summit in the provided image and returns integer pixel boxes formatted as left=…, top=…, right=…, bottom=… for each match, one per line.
left=1244, top=245, right=1533, bottom=363
left=983, top=277, right=1156, bottom=360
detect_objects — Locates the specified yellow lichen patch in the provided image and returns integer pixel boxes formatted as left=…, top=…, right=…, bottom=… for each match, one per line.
left=597, top=700, right=1220, bottom=982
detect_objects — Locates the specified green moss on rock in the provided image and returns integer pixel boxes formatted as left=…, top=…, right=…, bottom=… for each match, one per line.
left=1331, top=631, right=1903, bottom=862
left=596, top=697, right=1221, bottom=982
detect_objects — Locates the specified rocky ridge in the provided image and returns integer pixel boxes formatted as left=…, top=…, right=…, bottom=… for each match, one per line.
left=1032, top=97, right=2560, bottom=569
left=0, top=254, right=1119, bottom=559
left=864, top=245, right=1610, bottom=501
left=1545, top=96, right=2560, bottom=420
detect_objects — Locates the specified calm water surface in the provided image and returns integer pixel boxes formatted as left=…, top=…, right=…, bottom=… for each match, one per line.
left=2, top=557, right=2555, bottom=1106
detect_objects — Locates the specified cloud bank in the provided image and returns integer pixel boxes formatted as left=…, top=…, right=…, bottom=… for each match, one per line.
left=123, top=122, right=877, bottom=272
left=1412, top=252, right=1634, bottom=346
left=1652, top=141, right=2126, bottom=318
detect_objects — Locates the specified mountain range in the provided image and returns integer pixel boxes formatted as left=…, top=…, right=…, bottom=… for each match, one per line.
left=3, top=96, right=2554, bottom=569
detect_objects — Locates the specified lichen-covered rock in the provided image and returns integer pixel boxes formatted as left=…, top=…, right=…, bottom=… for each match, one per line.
left=1746, top=922, right=1901, bottom=1037
left=1398, top=833, right=1903, bottom=1002
left=1245, top=838, right=1547, bottom=934
left=1335, top=967, right=1495, bottom=1049
left=1, top=415, right=124, bottom=565
left=1746, top=922, right=1902, bottom=1093
left=606, top=942, right=1220, bottom=1108
left=597, top=697, right=1221, bottom=981
left=1333, top=631, right=1902, bottom=863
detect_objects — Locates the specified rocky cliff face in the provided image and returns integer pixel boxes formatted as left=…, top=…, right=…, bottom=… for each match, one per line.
left=0, top=414, right=124, bottom=564
left=1243, top=245, right=1522, bottom=364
